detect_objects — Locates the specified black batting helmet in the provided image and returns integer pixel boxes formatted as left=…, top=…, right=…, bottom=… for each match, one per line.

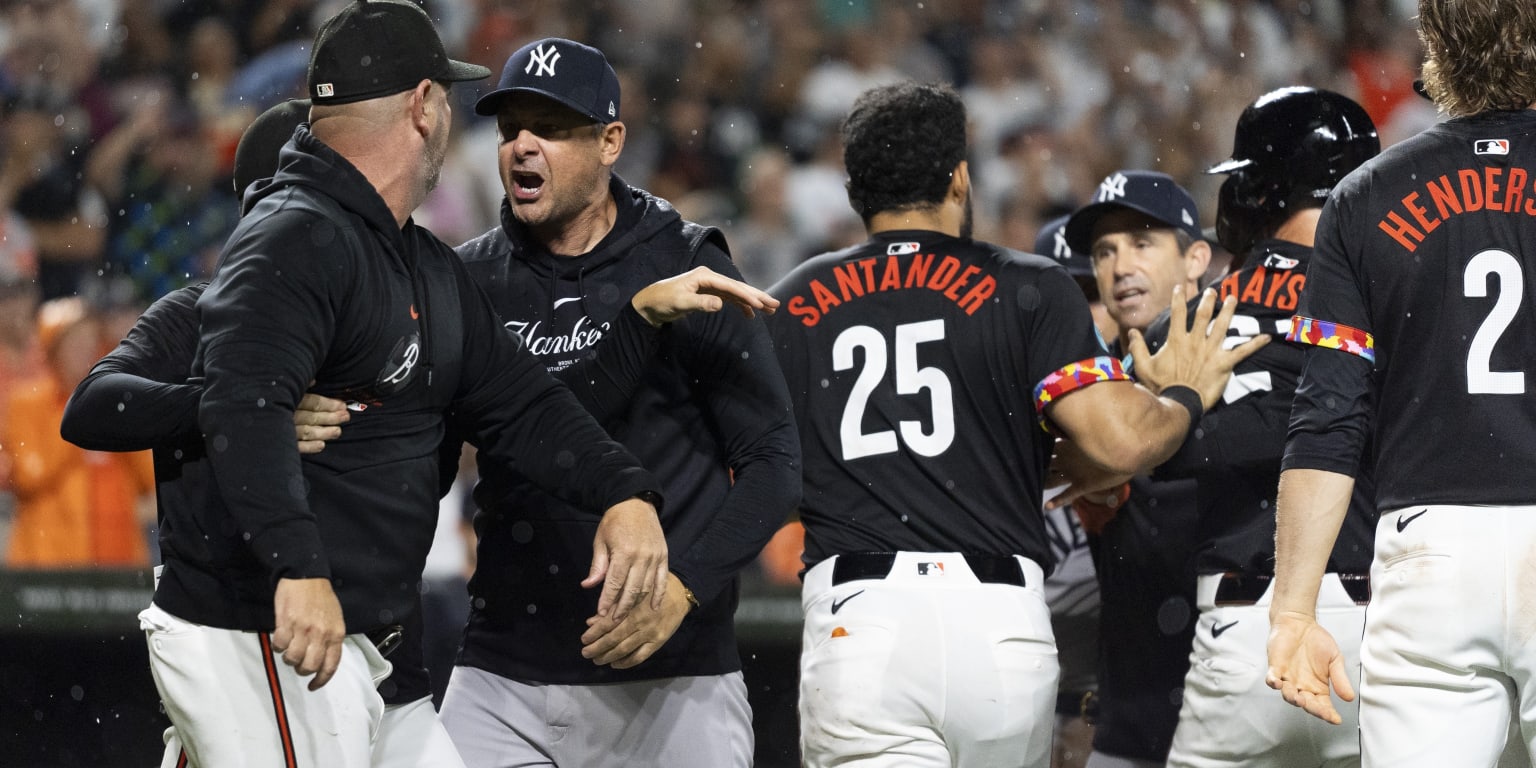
left=1207, top=86, right=1379, bottom=259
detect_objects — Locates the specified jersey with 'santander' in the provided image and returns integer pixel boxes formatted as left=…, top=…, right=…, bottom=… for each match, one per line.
left=768, top=231, right=1125, bottom=571
left=1287, top=110, right=1536, bottom=509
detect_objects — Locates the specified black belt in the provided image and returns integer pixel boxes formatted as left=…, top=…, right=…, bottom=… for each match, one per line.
left=365, top=624, right=404, bottom=658
left=831, top=553, right=1028, bottom=587
left=1215, top=573, right=1370, bottom=606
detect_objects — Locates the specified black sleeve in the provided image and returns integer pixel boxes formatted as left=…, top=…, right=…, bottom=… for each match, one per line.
left=1282, top=198, right=1375, bottom=474
left=62, top=284, right=206, bottom=451
left=551, top=302, right=661, bottom=422
left=665, top=244, right=801, bottom=605
left=1158, top=334, right=1300, bottom=478
left=197, top=210, right=335, bottom=583
left=1159, top=387, right=1292, bottom=478
left=449, top=268, right=661, bottom=516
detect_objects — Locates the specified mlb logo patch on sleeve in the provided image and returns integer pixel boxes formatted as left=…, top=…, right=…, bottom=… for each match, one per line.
left=1475, top=139, right=1510, bottom=156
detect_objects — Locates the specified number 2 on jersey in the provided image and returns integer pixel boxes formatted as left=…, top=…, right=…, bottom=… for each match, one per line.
left=833, top=320, right=956, bottom=460
left=1465, top=249, right=1525, bottom=394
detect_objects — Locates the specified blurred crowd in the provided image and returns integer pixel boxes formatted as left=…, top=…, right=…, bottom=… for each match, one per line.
left=0, top=0, right=1432, bottom=571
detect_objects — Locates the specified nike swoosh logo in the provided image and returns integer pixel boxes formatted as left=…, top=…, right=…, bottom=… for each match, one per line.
left=1211, top=620, right=1239, bottom=638
left=409, top=304, right=419, bottom=320
left=1396, top=509, right=1428, bottom=533
left=830, top=590, right=865, bottom=615
left=553, top=297, right=581, bottom=309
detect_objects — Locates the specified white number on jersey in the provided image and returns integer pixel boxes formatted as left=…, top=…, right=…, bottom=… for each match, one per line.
left=1219, top=314, right=1290, bottom=403
left=832, top=320, right=956, bottom=460
left=1464, top=249, right=1526, bottom=395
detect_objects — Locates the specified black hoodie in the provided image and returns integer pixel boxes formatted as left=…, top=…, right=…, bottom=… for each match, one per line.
left=453, top=177, right=801, bottom=683
left=154, top=127, right=659, bottom=634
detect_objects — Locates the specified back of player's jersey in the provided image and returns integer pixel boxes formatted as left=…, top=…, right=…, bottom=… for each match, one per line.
left=767, top=231, right=1107, bottom=570
left=1306, top=110, right=1536, bottom=508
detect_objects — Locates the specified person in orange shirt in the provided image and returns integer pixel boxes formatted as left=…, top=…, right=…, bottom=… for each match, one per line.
left=4, top=296, right=153, bottom=568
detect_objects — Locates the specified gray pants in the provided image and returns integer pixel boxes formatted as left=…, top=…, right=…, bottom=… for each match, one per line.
left=439, top=666, right=753, bottom=768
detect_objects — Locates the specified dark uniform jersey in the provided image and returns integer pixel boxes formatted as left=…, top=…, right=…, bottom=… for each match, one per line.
left=1286, top=109, right=1536, bottom=509
left=768, top=230, right=1127, bottom=571
left=1148, top=239, right=1375, bottom=576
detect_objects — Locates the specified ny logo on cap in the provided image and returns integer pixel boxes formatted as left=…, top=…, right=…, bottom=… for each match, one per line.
left=1052, top=227, right=1071, bottom=261
left=1097, top=172, right=1129, bottom=202
left=527, top=43, right=561, bottom=77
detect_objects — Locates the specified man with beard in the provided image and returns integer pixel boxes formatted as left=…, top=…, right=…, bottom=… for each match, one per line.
left=133, top=4, right=671, bottom=766
left=767, top=81, right=1266, bottom=768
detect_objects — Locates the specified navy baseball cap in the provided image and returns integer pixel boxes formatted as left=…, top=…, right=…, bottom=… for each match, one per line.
left=474, top=38, right=621, bottom=122
left=308, top=0, right=490, bottom=106
left=1064, top=170, right=1203, bottom=254
left=1033, top=214, right=1093, bottom=278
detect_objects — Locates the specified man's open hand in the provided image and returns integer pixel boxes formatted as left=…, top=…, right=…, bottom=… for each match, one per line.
left=583, top=496, right=668, bottom=620
left=1127, top=286, right=1271, bottom=409
left=631, top=266, right=780, bottom=327
left=1267, top=610, right=1355, bottom=725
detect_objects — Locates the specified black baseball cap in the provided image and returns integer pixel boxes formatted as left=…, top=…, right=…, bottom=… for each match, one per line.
left=1033, top=214, right=1093, bottom=278
left=1065, top=170, right=1204, bottom=254
left=233, top=99, right=310, bottom=201
left=474, top=38, right=621, bottom=122
left=308, top=0, right=490, bottom=106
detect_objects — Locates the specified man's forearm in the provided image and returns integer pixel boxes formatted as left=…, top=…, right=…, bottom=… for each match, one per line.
left=1271, top=467, right=1356, bottom=620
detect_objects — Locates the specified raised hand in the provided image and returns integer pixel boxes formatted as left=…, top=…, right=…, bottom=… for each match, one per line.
left=1127, top=286, right=1270, bottom=409
left=630, top=266, right=780, bottom=327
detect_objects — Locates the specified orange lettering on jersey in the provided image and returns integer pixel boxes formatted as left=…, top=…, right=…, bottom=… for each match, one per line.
left=810, top=279, right=841, bottom=315
left=1402, top=192, right=1440, bottom=237
left=927, top=256, right=961, bottom=291
left=1217, top=272, right=1242, bottom=303
left=1378, top=211, right=1425, bottom=252
left=1374, top=166, right=1536, bottom=254
left=1279, top=273, right=1305, bottom=312
left=1263, top=268, right=1290, bottom=307
left=1426, top=175, right=1463, bottom=219
left=858, top=258, right=879, bottom=289
left=786, top=252, right=1000, bottom=324
left=1460, top=168, right=1485, bottom=212
left=1506, top=168, right=1527, bottom=212
left=833, top=263, right=866, bottom=301
left=905, top=253, right=934, bottom=287
left=945, top=265, right=981, bottom=300
left=788, top=295, right=821, bottom=327
left=957, top=275, right=996, bottom=314
left=1239, top=268, right=1266, bottom=304
left=879, top=256, right=903, bottom=291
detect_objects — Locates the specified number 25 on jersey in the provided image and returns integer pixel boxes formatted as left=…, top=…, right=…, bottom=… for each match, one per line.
left=834, top=320, right=956, bottom=460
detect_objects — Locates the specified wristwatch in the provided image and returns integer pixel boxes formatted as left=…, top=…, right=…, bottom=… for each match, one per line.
left=679, top=583, right=700, bottom=611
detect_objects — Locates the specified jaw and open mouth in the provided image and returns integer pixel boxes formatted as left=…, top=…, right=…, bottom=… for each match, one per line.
left=511, top=170, right=545, bottom=201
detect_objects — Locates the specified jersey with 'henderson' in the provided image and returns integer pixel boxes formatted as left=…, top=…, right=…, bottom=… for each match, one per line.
left=768, top=230, right=1126, bottom=571
left=1286, top=108, right=1536, bottom=508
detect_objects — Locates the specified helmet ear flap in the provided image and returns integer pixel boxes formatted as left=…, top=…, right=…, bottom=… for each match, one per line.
left=1214, top=172, right=1271, bottom=261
